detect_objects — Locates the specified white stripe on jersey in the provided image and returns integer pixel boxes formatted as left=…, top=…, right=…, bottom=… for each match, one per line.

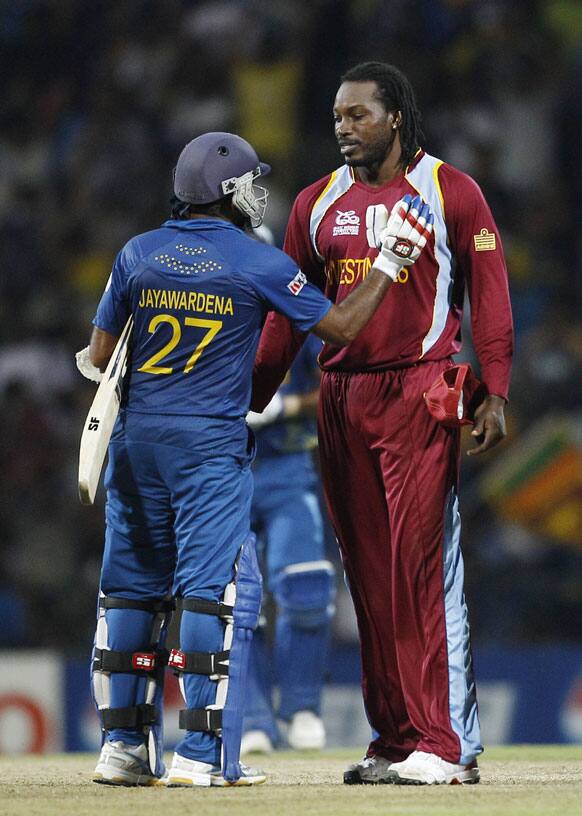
left=406, top=154, right=453, bottom=357
left=309, top=165, right=354, bottom=261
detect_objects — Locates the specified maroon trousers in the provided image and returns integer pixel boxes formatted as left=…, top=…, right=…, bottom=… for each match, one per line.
left=318, top=360, right=481, bottom=764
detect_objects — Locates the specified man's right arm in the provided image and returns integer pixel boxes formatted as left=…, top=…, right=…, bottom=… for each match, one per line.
left=310, top=266, right=393, bottom=344
left=253, top=264, right=394, bottom=406
left=312, top=195, right=433, bottom=344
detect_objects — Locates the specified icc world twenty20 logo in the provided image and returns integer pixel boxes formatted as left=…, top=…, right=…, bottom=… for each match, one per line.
left=333, top=210, right=360, bottom=236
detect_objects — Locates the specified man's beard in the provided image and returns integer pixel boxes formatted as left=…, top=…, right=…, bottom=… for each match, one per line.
left=343, top=130, right=396, bottom=169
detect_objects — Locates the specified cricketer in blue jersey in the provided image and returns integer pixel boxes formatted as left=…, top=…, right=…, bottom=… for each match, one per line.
left=242, top=334, right=334, bottom=754
left=81, top=130, right=434, bottom=788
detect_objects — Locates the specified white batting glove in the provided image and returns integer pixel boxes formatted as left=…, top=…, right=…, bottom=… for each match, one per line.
left=75, top=346, right=102, bottom=383
left=366, top=194, right=434, bottom=281
left=246, top=392, right=284, bottom=430
left=366, top=203, right=390, bottom=249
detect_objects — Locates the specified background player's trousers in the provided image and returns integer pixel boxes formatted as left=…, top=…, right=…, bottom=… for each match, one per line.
left=318, top=361, right=481, bottom=765
left=244, top=452, right=333, bottom=739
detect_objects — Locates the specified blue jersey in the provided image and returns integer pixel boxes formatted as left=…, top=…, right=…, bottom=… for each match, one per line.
left=255, top=334, right=322, bottom=457
left=94, top=218, right=332, bottom=418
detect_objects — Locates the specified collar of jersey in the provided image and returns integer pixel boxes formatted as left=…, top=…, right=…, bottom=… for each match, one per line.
left=162, top=217, right=242, bottom=232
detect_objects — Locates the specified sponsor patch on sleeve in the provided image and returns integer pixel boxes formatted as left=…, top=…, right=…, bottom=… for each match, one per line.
left=474, top=228, right=496, bottom=251
left=287, top=270, right=307, bottom=296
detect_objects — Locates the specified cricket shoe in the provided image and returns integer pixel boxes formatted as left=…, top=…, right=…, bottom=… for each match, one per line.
left=343, top=755, right=393, bottom=785
left=93, top=740, right=162, bottom=786
left=386, top=750, right=480, bottom=785
left=166, top=753, right=266, bottom=787
left=210, top=763, right=267, bottom=787
left=288, top=711, right=326, bottom=751
left=241, top=730, right=275, bottom=755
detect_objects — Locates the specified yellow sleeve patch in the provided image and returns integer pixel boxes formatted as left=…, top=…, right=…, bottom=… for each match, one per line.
left=474, top=228, right=496, bottom=251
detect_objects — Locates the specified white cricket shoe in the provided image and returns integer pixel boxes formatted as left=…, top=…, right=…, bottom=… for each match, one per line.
left=166, top=753, right=216, bottom=787
left=287, top=710, right=326, bottom=751
left=166, top=752, right=266, bottom=787
left=93, top=740, right=161, bottom=786
left=210, top=763, right=267, bottom=787
left=241, top=730, right=274, bottom=755
left=387, top=750, right=480, bottom=785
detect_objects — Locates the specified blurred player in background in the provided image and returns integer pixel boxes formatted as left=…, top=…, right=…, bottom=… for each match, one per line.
left=242, top=332, right=334, bottom=754
left=82, top=129, right=434, bottom=787
left=251, top=62, right=513, bottom=785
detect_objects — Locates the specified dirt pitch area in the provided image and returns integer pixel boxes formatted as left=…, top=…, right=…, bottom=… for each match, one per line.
left=1, top=746, right=581, bottom=816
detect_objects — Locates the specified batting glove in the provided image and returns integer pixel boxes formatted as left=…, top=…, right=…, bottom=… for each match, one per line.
left=246, top=392, right=284, bottom=430
left=75, top=346, right=102, bottom=383
left=366, top=194, right=434, bottom=281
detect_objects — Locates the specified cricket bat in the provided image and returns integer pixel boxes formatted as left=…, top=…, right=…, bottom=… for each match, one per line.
left=78, top=317, right=134, bottom=505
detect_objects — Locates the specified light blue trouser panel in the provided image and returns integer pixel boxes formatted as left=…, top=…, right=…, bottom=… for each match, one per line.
left=442, top=489, right=482, bottom=763
left=97, top=411, right=254, bottom=766
left=245, top=453, right=334, bottom=727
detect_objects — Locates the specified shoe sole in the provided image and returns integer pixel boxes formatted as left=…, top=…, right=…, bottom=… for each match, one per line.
left=165, top=774, right=267, bottom=787
left=166, top=775, right=212, bottom=788
left=364, top=778, right=395, bottom=785
left=388, top=771, right=480, bottom=786
left=211, top=775, right=267, bottom=787
left=343, top=766, right=394, bottom=785
left=93, top=772, right=163, bottom=787
left=343, top=774, right=394, bottom=785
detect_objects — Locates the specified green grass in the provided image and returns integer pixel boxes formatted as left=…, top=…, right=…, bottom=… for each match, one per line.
left=1, top=746, right=581, bottom=816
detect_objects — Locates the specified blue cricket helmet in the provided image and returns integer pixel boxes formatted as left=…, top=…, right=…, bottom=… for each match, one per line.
left=173, top=132, right=271, bottom=226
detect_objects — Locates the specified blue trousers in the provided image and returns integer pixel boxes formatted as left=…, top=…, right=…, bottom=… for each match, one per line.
left=96, top=410, right=254, bottom=764
left=244, top=452, right=332, bottom=740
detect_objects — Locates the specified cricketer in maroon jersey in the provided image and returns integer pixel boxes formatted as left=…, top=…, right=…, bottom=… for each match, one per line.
left=251, top=62, right=513, bottom=786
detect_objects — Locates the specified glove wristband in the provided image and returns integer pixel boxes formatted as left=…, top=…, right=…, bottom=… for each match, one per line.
left=372, top=251, right=401, bottom=281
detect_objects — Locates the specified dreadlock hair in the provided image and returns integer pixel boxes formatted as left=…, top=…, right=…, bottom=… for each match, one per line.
left=340, top=62, right=423, bottom=169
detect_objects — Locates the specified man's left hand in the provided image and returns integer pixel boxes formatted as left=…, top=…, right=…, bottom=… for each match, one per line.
left=75, top=346, right=103, bottom=383
left=467, top=395, right=507, bottom=456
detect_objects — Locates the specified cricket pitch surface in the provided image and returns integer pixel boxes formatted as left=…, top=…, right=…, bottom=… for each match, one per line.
left=1, top=745, right=581, bottom=816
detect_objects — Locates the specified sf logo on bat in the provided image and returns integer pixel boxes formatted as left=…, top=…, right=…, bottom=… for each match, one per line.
left=88, top=416, right=100, bottom=431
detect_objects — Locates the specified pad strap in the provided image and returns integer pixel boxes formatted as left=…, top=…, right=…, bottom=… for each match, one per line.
left=93, top=647, right=169, bottom=674
left=101, top=703, right=158, bottom=730
left=168, top=648, right=229, bottom=676
left=176, top=597, right=233, bottom=619
left=99, top=597, right=175, bottom=613
left=178, top=707, right=222, bottom=732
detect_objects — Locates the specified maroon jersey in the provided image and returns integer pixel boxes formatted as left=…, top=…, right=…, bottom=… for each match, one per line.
left=253, top=150, right=513, bottom=406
